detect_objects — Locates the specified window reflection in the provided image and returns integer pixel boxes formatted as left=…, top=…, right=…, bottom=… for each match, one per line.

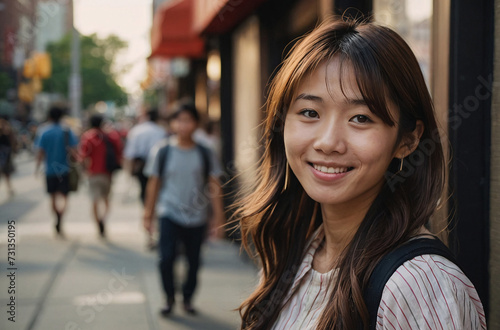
left=374, top=0, right=433, bottom=89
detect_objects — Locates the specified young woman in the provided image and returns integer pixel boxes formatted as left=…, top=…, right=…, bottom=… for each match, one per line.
left=233, top=19, right=487, bottom=329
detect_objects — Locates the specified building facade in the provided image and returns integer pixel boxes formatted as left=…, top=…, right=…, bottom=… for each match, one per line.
left=0, top=0, right=39, bottom=118
left=0, top=0, right=73, bottom=121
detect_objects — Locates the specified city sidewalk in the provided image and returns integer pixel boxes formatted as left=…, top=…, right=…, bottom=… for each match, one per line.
left=0, top=152, right=258, bottom=330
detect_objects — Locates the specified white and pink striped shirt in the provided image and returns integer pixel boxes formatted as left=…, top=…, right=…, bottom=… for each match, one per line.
left=271, top=225, right=487, bottom=329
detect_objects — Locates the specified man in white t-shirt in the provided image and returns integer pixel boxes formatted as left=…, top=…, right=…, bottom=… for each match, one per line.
left=124, top=108, right=166, bottom=203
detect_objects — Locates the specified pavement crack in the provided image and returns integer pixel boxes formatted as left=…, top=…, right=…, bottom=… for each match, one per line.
left=26, top=241, right=80, bottom=330
left=137, top=267, right=159, bottom=330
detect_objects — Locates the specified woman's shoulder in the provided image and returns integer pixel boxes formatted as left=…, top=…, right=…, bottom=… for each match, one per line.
left=376, top=254, right=487, bottom=329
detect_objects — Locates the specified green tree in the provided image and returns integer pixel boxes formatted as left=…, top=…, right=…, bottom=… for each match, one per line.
left=0, top=71, right=14, bottom=99
left=43, top=33, right=128, bottom=108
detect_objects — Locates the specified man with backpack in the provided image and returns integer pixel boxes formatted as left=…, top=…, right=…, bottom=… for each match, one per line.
left=79, top=114, right=122, bottom=237
left=35, top=105, right=78, bottom=236
left=143, top=104, right=225, bottom=316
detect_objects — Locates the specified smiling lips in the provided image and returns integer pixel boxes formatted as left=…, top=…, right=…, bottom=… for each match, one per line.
left=312, top=164, right=353, bottom=174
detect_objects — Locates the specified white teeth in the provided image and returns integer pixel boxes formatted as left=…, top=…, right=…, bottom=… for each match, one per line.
left=313, top=164, right=349, bottom=174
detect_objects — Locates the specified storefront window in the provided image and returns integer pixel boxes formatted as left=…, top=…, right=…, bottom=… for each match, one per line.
left=373, top=0, right=433, bottom=88
left=206, top=50, right=221, bottom=120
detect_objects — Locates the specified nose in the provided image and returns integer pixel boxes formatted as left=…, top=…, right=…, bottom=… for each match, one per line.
left=312, top=119, right=347, bottom=155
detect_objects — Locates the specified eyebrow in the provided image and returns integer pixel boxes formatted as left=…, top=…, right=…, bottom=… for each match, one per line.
left=294, top=93, right=324, bottom=103
left=295, top=93, right=367, bottom=106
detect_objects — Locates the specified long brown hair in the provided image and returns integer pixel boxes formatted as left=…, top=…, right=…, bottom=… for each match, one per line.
left=233, top=18, right=446, bottom=329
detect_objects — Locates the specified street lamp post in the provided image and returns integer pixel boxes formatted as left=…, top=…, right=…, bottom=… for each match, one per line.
left=69, top=25, right=81, bottom=120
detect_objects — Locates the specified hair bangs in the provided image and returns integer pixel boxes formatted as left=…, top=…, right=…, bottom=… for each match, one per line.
left=278, top=34, right=343, bottom=118
left=337, top=34, right=397, bottom=126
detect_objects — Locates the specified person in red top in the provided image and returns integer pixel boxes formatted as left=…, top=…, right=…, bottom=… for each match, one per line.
left=79, top=114, right=122, bottom=237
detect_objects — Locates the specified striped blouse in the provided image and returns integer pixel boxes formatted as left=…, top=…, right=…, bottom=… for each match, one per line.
left=271, top=225, right=487, bottom=329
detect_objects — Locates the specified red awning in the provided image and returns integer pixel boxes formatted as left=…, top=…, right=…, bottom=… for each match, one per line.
left=150, top=0, right=204, bottom=59
left=193, top=0, right=267, bottom=35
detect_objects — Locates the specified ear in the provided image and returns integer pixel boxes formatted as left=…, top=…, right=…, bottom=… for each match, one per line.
left=395, top=120, right=424, bottom=158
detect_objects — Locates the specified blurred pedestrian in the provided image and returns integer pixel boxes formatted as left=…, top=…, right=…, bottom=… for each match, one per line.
left=143, top=103, right=225, bottom=316
left=233, top=19, right=486, bottom=329
left=35, top=105, right=78, bottom=236
left=123, top=107, right=166, bottom=246
left=79, top=114, right=123, bottom=237
left=194, top=119, right=221, bottom=161
left=0, top=115, right=17, bottom=196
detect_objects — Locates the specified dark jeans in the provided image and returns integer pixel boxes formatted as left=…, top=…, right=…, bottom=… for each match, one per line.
left=136, top=171, right=148, bottom=204
left=158, top=217, right=206, bottom=304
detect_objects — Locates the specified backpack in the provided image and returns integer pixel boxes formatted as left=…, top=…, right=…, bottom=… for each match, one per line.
left=64, top=129, right=79, bottom=192
left=157, top=143, right=211, bottom=184
left=102, top=133, right=121, bottom=173
left=364, top=237, right=459, bottom=329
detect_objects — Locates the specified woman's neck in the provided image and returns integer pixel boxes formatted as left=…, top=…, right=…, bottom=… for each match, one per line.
left=314, top=198, right=374, bottom=272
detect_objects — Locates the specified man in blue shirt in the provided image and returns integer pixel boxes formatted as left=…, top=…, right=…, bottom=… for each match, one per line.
left=35, top=105, right=78, bottom=235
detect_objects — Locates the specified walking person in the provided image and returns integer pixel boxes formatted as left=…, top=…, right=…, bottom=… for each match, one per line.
left=35, top=105, right=78, bottom=236
left=233, top=19, right=486, bottom=329
left=79, top=114, right=122, bottom=237
left=123, top=107, right=166, bottom=247
left=123, top=107, right=166, bottom=203
left=0, top=115, right=17, bottom=197
left=143, top=103, right=225, bottom=316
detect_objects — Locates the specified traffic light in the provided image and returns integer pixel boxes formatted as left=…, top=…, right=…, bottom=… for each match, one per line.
left=20, top=52, right=52, bottom=103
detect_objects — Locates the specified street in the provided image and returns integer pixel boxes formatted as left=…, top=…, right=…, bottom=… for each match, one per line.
left=0, top=152, right=258, bottom=330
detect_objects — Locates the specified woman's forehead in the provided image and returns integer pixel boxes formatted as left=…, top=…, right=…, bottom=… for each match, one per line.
left=294, top=58, right=364, bottom=101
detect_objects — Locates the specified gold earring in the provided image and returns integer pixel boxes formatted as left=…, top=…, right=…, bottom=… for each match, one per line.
left=399, top=156, right=405, bottom=172
left=283, top=163, right=290, bottom=191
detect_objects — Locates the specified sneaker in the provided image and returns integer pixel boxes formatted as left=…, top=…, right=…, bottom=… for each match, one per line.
left=183, top=302, right=197, bottom=315
left=98, top=220, right=105, bottom=238
left=55, top=212, right=62, bottom=235
left=160, top=299, right=175, bottom=317
left=160, top=305, right=173, bottom=317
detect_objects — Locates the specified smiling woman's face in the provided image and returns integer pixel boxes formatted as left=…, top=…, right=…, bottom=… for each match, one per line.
left=284, top=58, right=405, bottom=210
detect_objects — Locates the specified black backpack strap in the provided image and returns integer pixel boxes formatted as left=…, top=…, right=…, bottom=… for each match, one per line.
left=101, top=133, right=120, bottom=172
left=157, top=144, right=170, bottom=178
left=365, top=238, right=459, bottom=329
left=63, top=129, right=70, bottom=150
left=157, top=143, right=211, bottom=184
left=101, top=132, right=110, bottom=144
left=63, top=129, right=73, bottom=161
left=101, top=133, right=113, bottom=151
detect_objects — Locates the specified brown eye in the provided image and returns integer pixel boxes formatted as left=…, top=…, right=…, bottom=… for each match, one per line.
left=300, top=109, right=319, bottom=118
left=350, top=115, right=372, bottom=124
